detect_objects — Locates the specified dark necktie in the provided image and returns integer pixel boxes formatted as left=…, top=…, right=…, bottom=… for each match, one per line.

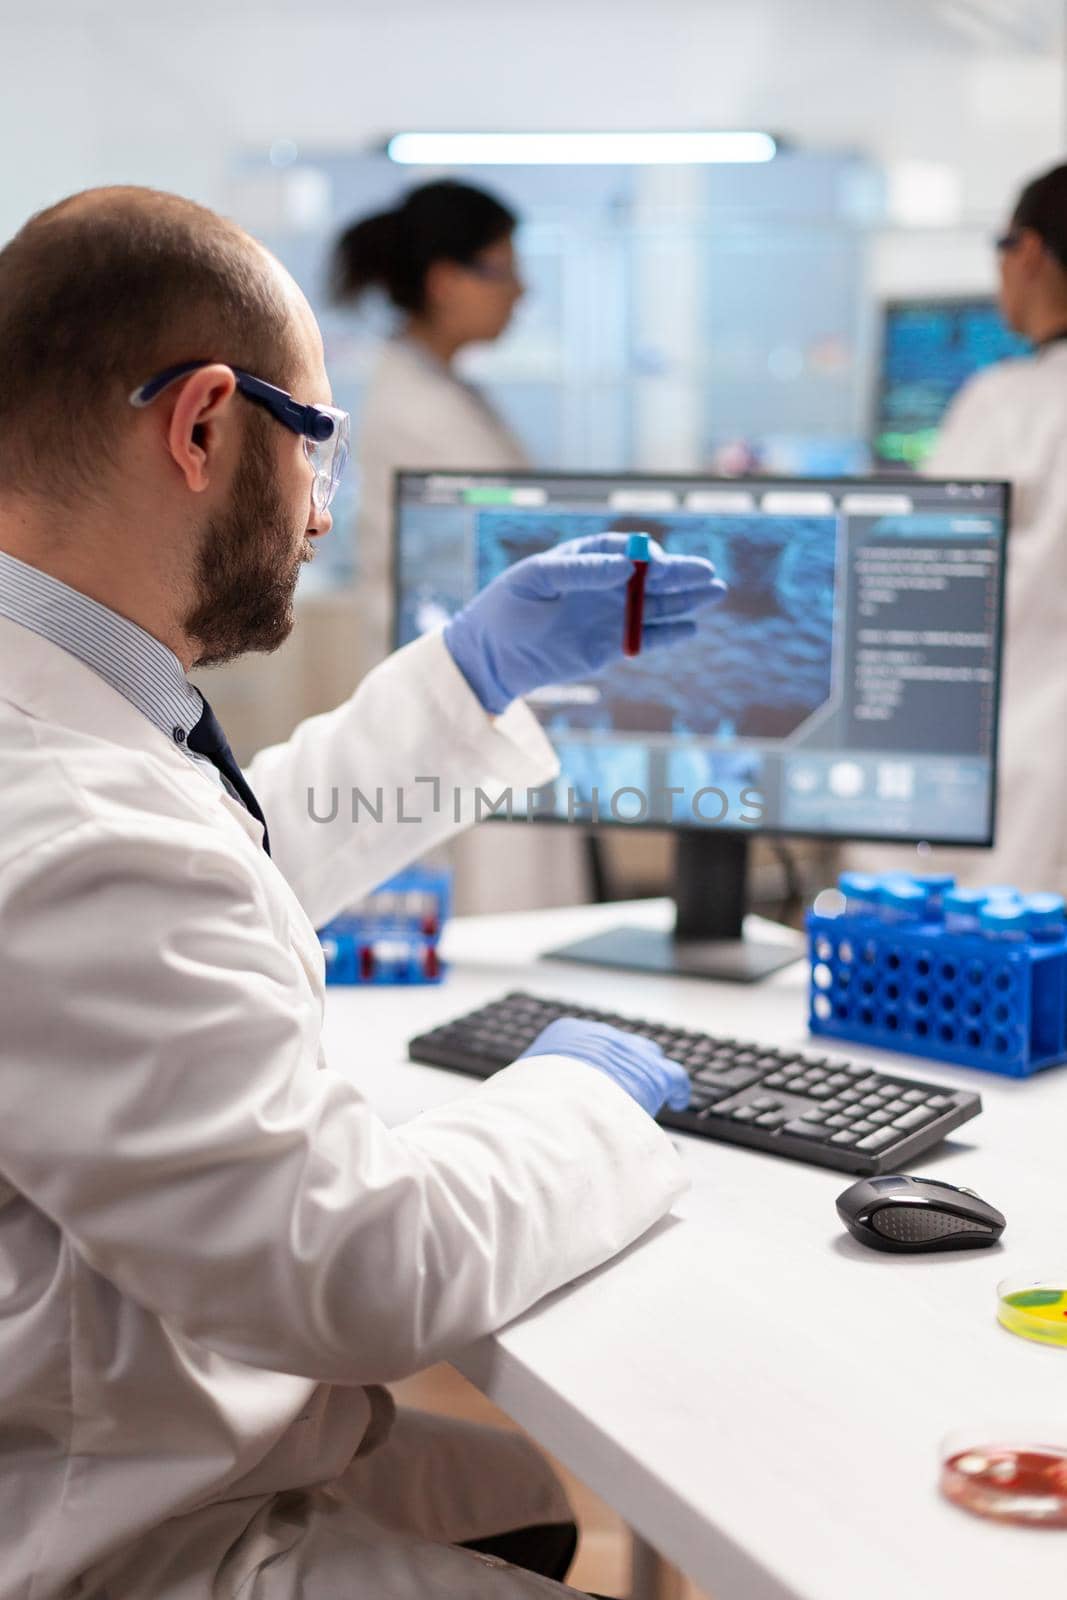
left=187, top=694, right=271, bottom=855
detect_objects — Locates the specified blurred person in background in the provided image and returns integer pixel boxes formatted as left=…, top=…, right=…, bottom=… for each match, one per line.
left=334, top=179, right=528, bottom=674
left=334, top=179, right=589, bottom=911
left=849, top=160, right=1067, bottom=894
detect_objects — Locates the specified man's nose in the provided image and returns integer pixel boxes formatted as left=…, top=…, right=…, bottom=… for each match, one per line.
left=309, top=506, right=333, bottom=539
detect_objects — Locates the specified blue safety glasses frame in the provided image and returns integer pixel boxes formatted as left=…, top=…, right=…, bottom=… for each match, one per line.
left=129, top=359, right=350, bottom=515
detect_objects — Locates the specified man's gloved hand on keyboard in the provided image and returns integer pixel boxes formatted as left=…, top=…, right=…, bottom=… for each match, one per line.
left=443, top=533, right=726, bottom=715
left=517, top=1016, right=691, bottom=1119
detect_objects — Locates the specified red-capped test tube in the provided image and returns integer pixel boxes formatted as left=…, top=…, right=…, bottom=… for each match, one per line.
left=623, top=532, right=651, bottom=657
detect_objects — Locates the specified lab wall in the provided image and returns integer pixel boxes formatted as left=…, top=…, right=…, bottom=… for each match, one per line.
left=1, top=0, right=1063, bottom=903
left=2, top=0, right=1060, bottom=244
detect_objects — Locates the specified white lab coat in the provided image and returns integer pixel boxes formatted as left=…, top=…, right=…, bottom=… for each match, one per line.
left=355, top=333, right=588, bottom=915
left=0, top=615, right=685, bottom=1600
left=848, top=342, right=1067, bottom=893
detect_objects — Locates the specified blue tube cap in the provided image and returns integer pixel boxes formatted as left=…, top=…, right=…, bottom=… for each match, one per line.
left=1024, top=892, right=1066, bottom=935
left=911, top=873, right=956, bottom=893
left=838, top=871, right=879, bottom=898
left=626, top=532, right=651, bottom=561
left=979, top=900, right=1028, bottom=935
left=944, top=887, right=987, bottom=914
left=878, top=878, right=927, bottom=912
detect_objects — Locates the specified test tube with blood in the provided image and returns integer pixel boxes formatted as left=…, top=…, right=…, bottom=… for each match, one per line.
left=623, top=532, right=651, bottom=657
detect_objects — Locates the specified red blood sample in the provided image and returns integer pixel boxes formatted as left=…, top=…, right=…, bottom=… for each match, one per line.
left=623, top=533, right=651, bottom=657
left=941, top=1444, right=1067, bottom=1527
left=359, top=944, right=375, bottom=981
left=424, top=945, right=440, bottom=980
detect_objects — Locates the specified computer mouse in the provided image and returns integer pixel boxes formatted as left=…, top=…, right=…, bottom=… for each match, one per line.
left=836, top=1174, right=1006, bottom=1253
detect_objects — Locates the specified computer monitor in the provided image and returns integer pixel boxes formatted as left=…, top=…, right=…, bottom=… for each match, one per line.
left=873, top=297, right=1031, bottom=469
left=393, top=470, right=1009, bottom=982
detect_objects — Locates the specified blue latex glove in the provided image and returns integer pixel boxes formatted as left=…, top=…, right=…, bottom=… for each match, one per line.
left=517, top=1016, right=691, bottom=1118
left=444, top=533, right=726, bottom=714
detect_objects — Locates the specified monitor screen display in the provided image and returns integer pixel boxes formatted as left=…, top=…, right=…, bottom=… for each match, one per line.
left=394, top=471, right=1008, bottom=846
left=873, top=297, right=1031, bottom=468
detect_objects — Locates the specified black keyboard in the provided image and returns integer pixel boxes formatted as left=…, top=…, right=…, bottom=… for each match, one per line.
left=407, top=991, right=982, bottom=1176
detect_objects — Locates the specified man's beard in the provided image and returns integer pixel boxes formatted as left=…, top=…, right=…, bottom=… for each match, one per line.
left=185, top=417, right=312, bottom=668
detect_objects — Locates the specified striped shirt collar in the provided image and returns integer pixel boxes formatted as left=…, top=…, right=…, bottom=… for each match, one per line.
left=0, top=550, right=204, bottom=749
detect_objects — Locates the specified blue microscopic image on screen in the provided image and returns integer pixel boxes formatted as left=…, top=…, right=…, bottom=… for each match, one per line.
left=474, top=509, right=837, bottom=740
left=394, top=502, right=476, bottom=645
left=665, top=745, right=764, bottom=824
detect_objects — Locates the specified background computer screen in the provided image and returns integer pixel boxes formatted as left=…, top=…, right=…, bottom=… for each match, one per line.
left=394, top=471, right=1008, bottom=847
left=873, top=297, right=1031, bottom=469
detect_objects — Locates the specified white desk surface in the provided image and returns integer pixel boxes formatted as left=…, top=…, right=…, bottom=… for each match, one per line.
left=322, top=898, right=1067, bottom=1600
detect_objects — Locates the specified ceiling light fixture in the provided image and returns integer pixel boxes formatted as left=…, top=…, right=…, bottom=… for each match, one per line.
left=386, top=131, right=778, bottom=166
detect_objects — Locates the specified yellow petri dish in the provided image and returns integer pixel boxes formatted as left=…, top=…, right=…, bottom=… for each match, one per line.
left=997, top=1278, right=1067, bottom=1347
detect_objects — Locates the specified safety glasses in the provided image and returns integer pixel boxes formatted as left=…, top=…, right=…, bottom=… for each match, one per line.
left=130, top=360, right=350, bottom=515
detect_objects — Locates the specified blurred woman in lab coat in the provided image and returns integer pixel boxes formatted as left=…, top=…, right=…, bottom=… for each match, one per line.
left=334, top=180, right=529, bottom=674
left=852, top=161, right=1067, bottom=893
left=333, top=180, right=588, bottom=911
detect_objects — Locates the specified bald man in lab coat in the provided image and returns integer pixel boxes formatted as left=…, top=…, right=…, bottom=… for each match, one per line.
left=0, top=188, right=701, bottom=1599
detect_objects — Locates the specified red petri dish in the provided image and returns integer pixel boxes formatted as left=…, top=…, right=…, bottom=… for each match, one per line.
left=941, top=1441, right=1067, bottom=1527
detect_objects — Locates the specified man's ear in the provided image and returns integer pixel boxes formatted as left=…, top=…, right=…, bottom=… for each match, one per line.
left=163, top=364, right=239, bottom=493
left=1019, top=227, right=1050, bottom=279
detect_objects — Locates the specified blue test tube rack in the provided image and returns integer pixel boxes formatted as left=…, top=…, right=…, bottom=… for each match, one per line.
left=318, top=866, right=451, bottom=987
left=807, top=877, right=1067, bottom=1078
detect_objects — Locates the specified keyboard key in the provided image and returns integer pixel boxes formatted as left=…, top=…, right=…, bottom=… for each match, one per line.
left=731, top=1105, right=761, bottom=1122
left=876, top=1085, right=899, bottom=1101
left=849, top=1120, right=878, bottom=1137
left=755, top=1056, right=782, bottom=1072
left=782, top=1119, right=827, bottom=1139
left=687, top=1089, right=724, bottom=1109
left=927, top=1094, right=954, bottom=1110
left=854, top=1076, right=882, bottom=1092
left=892, top=1105, right=939, bottom=1132
left=824, top=1114, right=851, bottom=1129
left=901, top=1088, right=927, bottom=1105
left=762, top=1072, right=788, bottom=1089
left=826, top=1073, right=852, bottom=1090
left=807, top=1084, right=835, bottom=1100
left=784, top=1077, right=811, bottom=1094
left=819, top=1099, right=846, bottom=1115
left=855, top=1127, right=899, bottom=1152
left=830, top=1129, right=861, bottom=1146
left=750, top=1095, right=780, bottom=1111
left=859, top=1094, right=883, bottom=1110
left=866, top=1109, right=895, bottom=1127
left=756, top=1110, right=789, bottom=1128
left=702, top=1067, right=761, bottom=1091
left=838, top=1089, right=863, bottom=1105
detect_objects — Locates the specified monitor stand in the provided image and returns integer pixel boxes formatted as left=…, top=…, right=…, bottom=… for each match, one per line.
left=544, top=833, right=804, bottom=984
